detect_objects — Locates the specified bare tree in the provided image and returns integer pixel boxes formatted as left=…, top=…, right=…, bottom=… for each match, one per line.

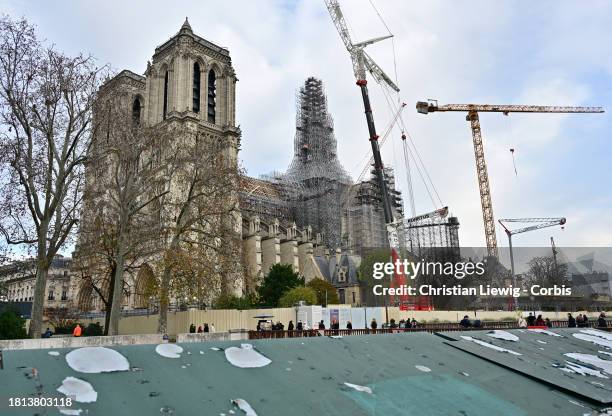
left=0, top=16, right=105, bottom=337
left=526, top=255, right=569, bottom=287
left=73, top=88, right=169, bottom=335
left=154, top=129, right=242, bottom=334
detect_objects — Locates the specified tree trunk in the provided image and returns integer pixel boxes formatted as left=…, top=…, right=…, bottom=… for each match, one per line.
left=158, top=237, right=179, bottom=335
left=29, top=222, right=50, bottom=339
left=103, top=275, right=115, bottom=336
left=107, top=226, right=127, bottom=336
left=28, top=259, right=49, bottom=338
left=157, top=266, right=171, bottom=335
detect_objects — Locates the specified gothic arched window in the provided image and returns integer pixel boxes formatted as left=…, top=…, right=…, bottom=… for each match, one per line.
left=163, top=71, right=169, bottom=119
left=132, top=97, right=141, bottom=126
left=193, top=62, right=201, bottom=113
left=207, top=69, right=216, bottom=123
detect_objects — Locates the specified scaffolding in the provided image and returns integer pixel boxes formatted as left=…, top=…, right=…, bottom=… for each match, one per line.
left=400, top=208, right=460, bottom=262
left=278, top=77, right=353, bottom=249
left=344, top=167, right=403, bottom=254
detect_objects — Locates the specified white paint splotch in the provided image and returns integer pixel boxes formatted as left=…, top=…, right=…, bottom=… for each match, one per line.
left=461, top=336, right=522, bottom=356
left=344, top=382, right=373, bottom=394
left=560, top=361, right=608, bottom=379
left=224, top=344, right=271, bottom=368
left=155, top=344, right=183, bottom=359
left=65, top=347, right=129, bottom=373
left=573, top=331, right=612, bottom=349
left=232, top=398, right=258, bottom=416
left=528, top=328, right=562, bottom=337
left=415, top=365, right=431, bottom=372
left=486, top=330, right=519, bottom=342
left=48, top=351, right=60, bottom=356
left=565, top=353, right=612, bottom=375
left=57, top=407, right=82, bottom=415
left=57, top=377, right=98, bottom=403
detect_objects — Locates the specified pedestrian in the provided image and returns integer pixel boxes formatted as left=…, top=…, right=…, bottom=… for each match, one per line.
left=598, top=313, right=607, bottom=328
left=545, top=317, right=552, bottom=328
left=576, top=314, right=584, bottom=328
left=210, top=323, right=216, bottom=332
left=526, top=313, right=536, bottom=326
left=288, top=320, right=294, bottom=331
left=411, top=318, right=418, bottom=328
left=518, top=316, right=527, bottom=328
left=189, top=323, right=196, bottom=333
left=296, top=321, right=303, bottom=331
left=460, top=315, right=471, bottom=328
left=370, top=318, right=378, bottom=331
left=204, top=323, right=210, bottom=333
left=346, top=321, right=352, bottom=330
left=197, top=325, right=203, bottom=333
left=42, top=327, right=53, bottom=338
left=567, top=313, right=576, bottom=328
left=534, top=315, right=546, bottom=326
left=583, top=314, right=590, bottom=327
left=72, top=324, right=82, bottom=338
left=389, top=319, right=398, bottom=329
left=318, top=320, right=326, bottom=330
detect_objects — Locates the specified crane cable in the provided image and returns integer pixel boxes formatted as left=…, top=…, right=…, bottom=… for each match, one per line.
left=379, top=82, right=443, bottom=210
left=366, top=0, right=444, bottom=212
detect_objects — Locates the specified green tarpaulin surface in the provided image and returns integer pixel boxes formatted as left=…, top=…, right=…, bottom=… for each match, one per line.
left=0, top=332, right=609, bottom=415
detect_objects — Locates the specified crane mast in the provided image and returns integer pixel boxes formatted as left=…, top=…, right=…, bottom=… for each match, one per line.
left=417, top=100, right=603, bottom=258
left=324, top=0, right=400, bottom=247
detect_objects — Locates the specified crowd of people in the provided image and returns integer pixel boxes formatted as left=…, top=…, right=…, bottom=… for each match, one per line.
left=567, top=312, right=608, bottom=328
left=189, top=323, right=215, bottom=333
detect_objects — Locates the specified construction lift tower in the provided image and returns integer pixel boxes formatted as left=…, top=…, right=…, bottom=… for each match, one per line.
left=416, top=101, right=603, bottom=258
left=498, top=217, right=567, bottom=309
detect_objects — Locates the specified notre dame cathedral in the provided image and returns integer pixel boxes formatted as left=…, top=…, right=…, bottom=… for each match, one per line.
left=71, top=19, right=408, bottom=312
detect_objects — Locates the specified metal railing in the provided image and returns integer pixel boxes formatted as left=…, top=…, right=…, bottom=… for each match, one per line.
left=247, top=319, right=612, bottom=340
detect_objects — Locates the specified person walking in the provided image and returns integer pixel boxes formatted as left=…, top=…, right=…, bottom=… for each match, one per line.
left=72, top=324, right=82, bottom=337
left=296, top=321, right=303, bottom=331
left=370, top=318, right=378, bottom=333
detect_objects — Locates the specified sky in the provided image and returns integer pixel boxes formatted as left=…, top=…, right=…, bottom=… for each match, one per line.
left=1, top=0, right=611, bottom=249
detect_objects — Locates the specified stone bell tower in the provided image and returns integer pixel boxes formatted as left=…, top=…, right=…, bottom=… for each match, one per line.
left=143, top=18, right=240, bottom=161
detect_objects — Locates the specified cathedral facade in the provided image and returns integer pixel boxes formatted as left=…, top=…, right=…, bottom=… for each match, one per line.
left=70, top=20, right=404, bottom=312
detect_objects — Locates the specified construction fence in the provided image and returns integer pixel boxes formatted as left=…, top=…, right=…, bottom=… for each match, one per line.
left=72, top=307, right=600, bottom=336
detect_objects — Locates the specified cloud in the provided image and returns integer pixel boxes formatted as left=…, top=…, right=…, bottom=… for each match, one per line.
left=2, top=0, right=610, bottom=248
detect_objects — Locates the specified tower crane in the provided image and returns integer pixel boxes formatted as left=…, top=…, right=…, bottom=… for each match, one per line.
left=498, top=217, right=567, bottom=309
left=416, top=100, right=603, bottom=258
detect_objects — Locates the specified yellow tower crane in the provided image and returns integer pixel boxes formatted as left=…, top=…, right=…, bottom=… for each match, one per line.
left=416, top=100, right=604, bottom=258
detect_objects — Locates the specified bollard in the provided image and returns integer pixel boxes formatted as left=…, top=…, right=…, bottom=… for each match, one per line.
left=0, top=348, right=3, bottom=370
